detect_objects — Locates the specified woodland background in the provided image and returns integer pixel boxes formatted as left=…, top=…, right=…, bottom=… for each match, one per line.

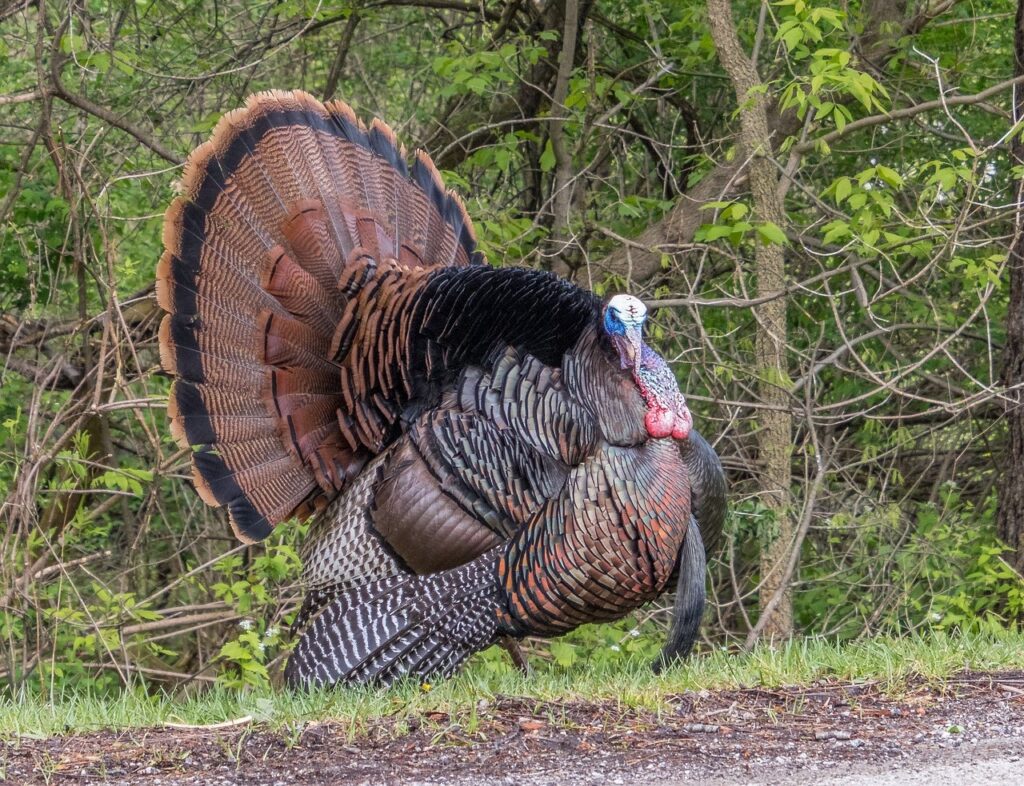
left=2, top=0, right=1024, bottom=695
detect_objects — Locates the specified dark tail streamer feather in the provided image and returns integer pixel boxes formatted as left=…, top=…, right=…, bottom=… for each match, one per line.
left=652, top=516, right=706, bottom=673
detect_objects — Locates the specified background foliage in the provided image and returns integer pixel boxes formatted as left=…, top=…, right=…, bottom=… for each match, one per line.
left=1, top=0, right=1022, bottom=696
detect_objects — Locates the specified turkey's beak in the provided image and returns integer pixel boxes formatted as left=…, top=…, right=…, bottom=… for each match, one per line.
left=615, top=324, right=643, bottom=370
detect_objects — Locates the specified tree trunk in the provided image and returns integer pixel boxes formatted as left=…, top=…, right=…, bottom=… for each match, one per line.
left=547, top=0, right=581, bottom=275
left=707, top=0, right=794, bottom=640
left=997, top=0, right=1024, bottom=577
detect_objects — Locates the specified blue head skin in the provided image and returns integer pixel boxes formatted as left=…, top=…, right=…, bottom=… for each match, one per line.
left=603, top=294, right=692, bottom=440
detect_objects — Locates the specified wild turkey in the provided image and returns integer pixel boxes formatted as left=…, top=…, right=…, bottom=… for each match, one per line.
left=156, top=90, right=726, bottom=688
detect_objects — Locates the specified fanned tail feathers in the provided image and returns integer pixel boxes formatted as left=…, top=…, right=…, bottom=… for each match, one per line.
left=157, top=90, right=483, bottom=542
left=284, top=551, right=503, bottom=688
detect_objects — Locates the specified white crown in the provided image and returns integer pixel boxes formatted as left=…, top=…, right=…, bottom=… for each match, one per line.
left=607, top=294, right=647, bottom=326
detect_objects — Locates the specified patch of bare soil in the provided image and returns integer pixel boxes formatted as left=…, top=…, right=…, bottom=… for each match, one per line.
left=3, top=671, right=1022, bottom=786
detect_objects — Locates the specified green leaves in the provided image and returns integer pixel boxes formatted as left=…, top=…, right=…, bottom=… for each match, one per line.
left=216, top=626, right=284, bottom=688
left=700, top=223, right=741, bottom=242
left=797, top=488, right=1024, bottom=636
left=776, top=3, right=890, bottom=135
left=95, top=468, right=152, bottom=497
left=874, top=165, right=902, bottom=189
left=539, top=139, right=556, bottom=173
left=474, top=214, right=546, bottom=266
left=821, top=166, right=909, bottom=253
left=212, top=541, right=295, bottom=688
left=774, top=1, right=844, bottom=57
left=756, top=222, right=788, bottom=245
left=59, top=33, right=87, bottom=55
left=548, top=640, right=578, bottom=668
left=432, top=37, right=546, bottom=99
left=696, top=202, right=788, bottom=246
left=833, top=177, right=852, bottom=203
left=213, top=542, right=300, bottom=614
left=949, top=253, right=1006, bottom=289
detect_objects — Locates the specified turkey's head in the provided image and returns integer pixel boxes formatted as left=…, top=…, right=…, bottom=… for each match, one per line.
left=603, top=294, right=692, bottom=441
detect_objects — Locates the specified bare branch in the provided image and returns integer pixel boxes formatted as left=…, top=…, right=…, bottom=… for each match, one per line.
left=794, top=73, right=1024, bottom=154
left=0, top=89, right=43, bottom=106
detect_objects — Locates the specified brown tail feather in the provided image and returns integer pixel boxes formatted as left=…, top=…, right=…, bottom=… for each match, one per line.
left=278, top=205, right=343, bottom=285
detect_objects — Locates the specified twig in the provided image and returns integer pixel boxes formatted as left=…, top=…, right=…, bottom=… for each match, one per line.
left=322, top=11, right=361, bottom=100
left=81, top=662, right=217, bottom=684
left=162, top=715, right=254, bottom=730
left=547, top=0, right=580, bottom=270
left=121, top=610, right=239, bottom=636
left=0, top=88, right=42, bottom=106
left=30, top=550, right=111, bottom=582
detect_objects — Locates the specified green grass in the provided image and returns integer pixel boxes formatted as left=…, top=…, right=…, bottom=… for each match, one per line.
left=3, top=629, right=1022, bottom=738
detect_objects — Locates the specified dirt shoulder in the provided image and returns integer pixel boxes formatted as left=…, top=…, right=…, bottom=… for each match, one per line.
left=3, top=671, right=1022, bottom=785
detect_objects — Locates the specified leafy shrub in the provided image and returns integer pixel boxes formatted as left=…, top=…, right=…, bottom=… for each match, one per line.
left=796, top=487, right=1024, bottom=637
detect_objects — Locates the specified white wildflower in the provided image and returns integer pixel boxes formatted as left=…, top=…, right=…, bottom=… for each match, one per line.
left=264, top=626, right=279, bottom=640
left=629, top=628, right=641, bottom=638
left=610, top=644, right=621, bottom=652
left=238, top=619, right=254, bottom=631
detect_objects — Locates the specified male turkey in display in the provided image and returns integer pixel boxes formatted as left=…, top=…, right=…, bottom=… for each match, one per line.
left=156, top=90, right=726, bottom=688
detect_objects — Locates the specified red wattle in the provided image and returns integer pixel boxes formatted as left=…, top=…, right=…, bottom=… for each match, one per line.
left=672, top=411, right=692, bottom=440
left=645, top=409, right=675, bottom=439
